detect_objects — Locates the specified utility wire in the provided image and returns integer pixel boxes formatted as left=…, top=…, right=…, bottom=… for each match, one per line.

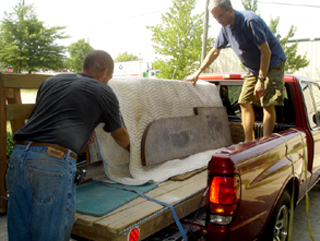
left=259, top=1, right=320, bottom=8
left=79, top=7, right=170, bottom=28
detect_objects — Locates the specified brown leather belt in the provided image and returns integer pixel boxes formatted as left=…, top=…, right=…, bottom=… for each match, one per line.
left=14, top=141, right=77, bottom=160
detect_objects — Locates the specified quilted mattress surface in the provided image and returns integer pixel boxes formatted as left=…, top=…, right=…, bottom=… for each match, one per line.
left=92, top=77, right=227, bottom=185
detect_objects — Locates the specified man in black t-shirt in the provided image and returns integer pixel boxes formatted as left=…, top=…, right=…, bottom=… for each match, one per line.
left=6, top=50, right=130, bottom=241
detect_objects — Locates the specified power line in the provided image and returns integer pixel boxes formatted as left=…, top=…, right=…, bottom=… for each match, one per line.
left=80, top=8, right=170, bottom=28
left=259, top=1, right=320, bottom=8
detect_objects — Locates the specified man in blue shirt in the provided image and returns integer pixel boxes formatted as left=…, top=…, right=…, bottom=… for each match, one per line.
left=186, top=0, right=286, bottom=142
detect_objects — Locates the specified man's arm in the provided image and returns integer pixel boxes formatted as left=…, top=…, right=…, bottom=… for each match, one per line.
left=185, top=48, right=221, bottom=85
left=254, top=41, right=271, bottom=99
left=87, top=131, right=96, bottom=144
left=111, top=126, right=130, bottom=152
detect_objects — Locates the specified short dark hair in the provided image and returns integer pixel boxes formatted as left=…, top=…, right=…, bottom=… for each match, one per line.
left=209, top=0, right=232, bottom=12
left=82, top=50, right=114, bottom=75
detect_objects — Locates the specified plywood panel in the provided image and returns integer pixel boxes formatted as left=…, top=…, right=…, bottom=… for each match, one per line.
left=141, top=107, right=232, bottom=166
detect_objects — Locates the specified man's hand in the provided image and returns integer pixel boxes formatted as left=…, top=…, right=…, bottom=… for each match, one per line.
left=184, top=72, right=200, bottom=85
left=254, top=81, right=265, bottom=99
left=87, top=131, right=96, bottom=144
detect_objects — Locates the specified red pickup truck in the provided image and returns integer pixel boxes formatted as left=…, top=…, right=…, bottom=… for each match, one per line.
left=145, top=72, right=320, bottom=241
left=2, top=72, right=318, bottom=241
left=201, top=72, right=320, bottom=241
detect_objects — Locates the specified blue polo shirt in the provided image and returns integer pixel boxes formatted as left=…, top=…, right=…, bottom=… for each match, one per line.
left=214, top=10, right=287, bottom=75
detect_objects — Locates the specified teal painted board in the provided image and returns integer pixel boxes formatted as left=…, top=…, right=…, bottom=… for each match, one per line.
left=76, top=181, right=158, bottom=217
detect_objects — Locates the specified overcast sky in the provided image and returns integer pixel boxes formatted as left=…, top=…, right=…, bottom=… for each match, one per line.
left=1, top=0, right=319, bottom=61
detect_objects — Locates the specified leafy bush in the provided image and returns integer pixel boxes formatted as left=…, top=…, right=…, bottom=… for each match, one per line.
left=6, top=132, right=13, bottom=161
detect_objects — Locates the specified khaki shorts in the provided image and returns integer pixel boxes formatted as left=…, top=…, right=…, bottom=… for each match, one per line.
left=238, top=61, right=285, bottom=107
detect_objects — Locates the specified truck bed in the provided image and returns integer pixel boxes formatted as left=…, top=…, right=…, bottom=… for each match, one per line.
left=72, top=169, right=207, bottom=241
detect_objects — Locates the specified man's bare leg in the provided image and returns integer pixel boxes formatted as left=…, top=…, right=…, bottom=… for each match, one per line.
left=262, top=105, right=276, bottom=137
left=240, top=103, right=255, bottom=142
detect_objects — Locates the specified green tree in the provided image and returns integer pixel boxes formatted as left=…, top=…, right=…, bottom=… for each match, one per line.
left=6, top=132, right=13, bottom=160
left=241, top=0, right=309, bottom=73
left=66, top=39, right=93, bottom=72
left=115, top=52, right=141, bottom=62
left=0, top=37, right=6, bottom=72
left=0, top=1, right=69, bottom=73
left=0, top=62, right=6, bottom=72
left=147, top=0, right=214, bottom=80
left=241, top=0, right=259, bottom=13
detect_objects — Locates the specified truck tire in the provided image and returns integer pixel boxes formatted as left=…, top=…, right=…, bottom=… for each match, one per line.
left=259, top=190, right=291, bottom=241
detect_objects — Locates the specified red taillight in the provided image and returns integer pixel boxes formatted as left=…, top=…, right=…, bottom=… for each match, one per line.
left=128, top=228, right=140, bottom=241
left=209, top=175, right=240, bottom=215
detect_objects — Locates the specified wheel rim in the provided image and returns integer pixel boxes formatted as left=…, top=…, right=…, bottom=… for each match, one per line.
left=273, top=205, right=289, bottom=241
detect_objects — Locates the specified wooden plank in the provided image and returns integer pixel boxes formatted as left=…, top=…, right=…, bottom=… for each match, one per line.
left=0, top=76, right=8, bottom=213
left=72, top=223, right=120, bottom=241
left=0, top=73, right=51, bottom=213
left=75, top=170, right=206, bottom=228
left=6, top=104, right=34, bottom=121
left=138, top=190, right=205, bottom=240
left=81, top=144, right=91, bottom=164
left=73, top=191, right=205, bottom=241
left=170, top=166, right=207, bottom=181
left=0, top=73, right=52, bottom=89
left=73, top=171, right=206, bottom=241
left=0, top=73, right=53, bottom=213
left=92, top=171, right=207, bottom=234
left=6, top=88, right=26, bottom=133
left=141, top=107, right=232, bottom=166
left=75, top=181, right=176, bottom=227
left=75, top=214, right=106, bottom=227
left=94, top=199, right=163, bottom=233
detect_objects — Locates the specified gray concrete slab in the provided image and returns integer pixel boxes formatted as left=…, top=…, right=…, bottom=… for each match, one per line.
left=0, top=185, right=319, bottom=240
left=291, top=184, right=320, bottom=241
left=0, top=212, right=7, bottom=241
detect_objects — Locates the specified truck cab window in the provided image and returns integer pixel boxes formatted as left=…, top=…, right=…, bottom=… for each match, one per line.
left=220, top=85, right=242, bottom=120
left=302, top=82, right=318, bottom=128
left=276, top=83, right=295, bottom=125
left=311, top=83, right=320, bottom=126
left=220, top=83, right=294, bottom=125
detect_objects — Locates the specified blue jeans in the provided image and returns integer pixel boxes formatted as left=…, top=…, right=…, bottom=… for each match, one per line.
left=6, top=143, right=77, bottom=241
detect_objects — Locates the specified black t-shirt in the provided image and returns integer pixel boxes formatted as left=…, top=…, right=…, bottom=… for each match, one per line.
left=13, top=73, right=122, bottom=154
